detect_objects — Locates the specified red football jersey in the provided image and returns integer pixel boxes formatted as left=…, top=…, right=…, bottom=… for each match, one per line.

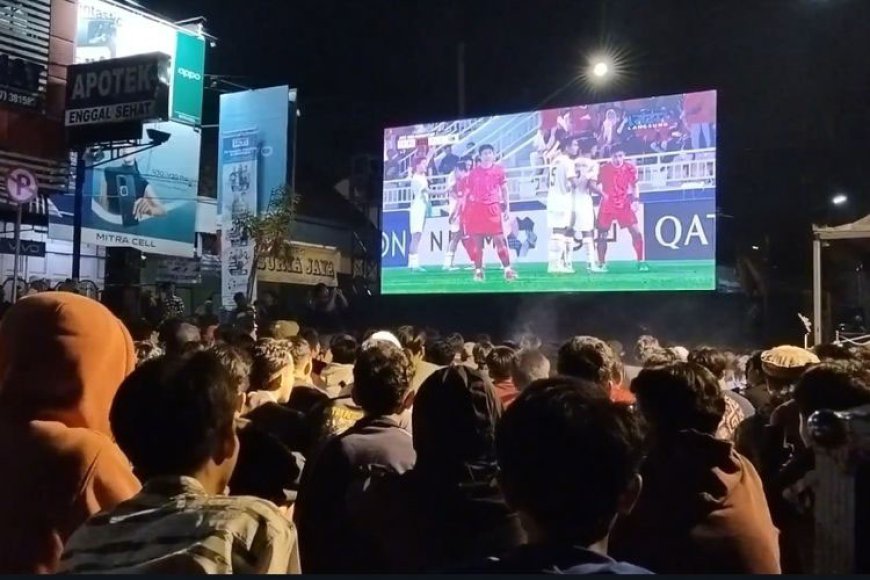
left=468, top=164, right=506, bottom=205
left=600, top=162, right=638, bottom=209
left=454, top=174, right=470, bottom=199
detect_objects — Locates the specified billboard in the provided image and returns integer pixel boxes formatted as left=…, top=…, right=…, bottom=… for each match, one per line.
left=381, top=90, right=717, bottom=294
left=75, top=0, right=206, bottom=126
left=217, top=86, right=295, bottom=308
left=51, top=0, right=207, bottom=257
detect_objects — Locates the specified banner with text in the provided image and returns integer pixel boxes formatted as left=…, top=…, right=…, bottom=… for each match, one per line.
left=257, top=243, right=339, bottom=287
left=79, top=122, right=200, bottom=256
left=218, top=86, right=294, bottom=308
left=219, top=130, right=259, bottom=308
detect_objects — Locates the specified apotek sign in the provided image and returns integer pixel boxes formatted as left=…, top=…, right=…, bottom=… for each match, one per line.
left=65, top=52, right=170, bottom=128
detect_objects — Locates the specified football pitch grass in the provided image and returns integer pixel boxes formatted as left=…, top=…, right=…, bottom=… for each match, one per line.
left=382, top=260, right=716, bottom=294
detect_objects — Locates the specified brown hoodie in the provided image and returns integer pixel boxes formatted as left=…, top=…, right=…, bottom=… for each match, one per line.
left=611, top=429, right=781, bottom=574
left=0, top=293, right=140, bottom=573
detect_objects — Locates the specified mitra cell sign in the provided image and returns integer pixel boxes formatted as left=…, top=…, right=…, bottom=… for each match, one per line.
left=65, top=52, right=170, bottom=127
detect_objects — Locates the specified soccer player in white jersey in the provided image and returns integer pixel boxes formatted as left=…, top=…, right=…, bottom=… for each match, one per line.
left=547, top=137, right=581, bottom=274
left=572, top=145, right=604, bottom=272
left=408, top=157, right=430, bottom=271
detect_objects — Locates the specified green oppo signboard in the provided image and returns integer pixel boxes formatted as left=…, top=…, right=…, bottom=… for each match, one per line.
left=172, top=31, right=206, bottom=125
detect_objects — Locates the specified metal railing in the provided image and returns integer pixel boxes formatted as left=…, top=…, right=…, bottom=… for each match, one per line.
left=383, top=148, right=717, bottom=211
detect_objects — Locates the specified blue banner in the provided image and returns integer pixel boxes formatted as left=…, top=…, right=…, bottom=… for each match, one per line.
left=643, top=198, right=717, bottom=261
left=218, top=86, right=295, bottom=307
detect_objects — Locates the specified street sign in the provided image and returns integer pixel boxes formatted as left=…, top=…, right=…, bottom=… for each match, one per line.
left=5, top=167, right=38, bottom=204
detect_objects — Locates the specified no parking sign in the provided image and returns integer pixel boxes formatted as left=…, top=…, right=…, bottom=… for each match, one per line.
left=5, top=167, right=38, bottom=204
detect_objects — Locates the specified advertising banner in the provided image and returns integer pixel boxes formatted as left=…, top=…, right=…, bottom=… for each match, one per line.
left=0, top=54, right=46, bottom=111
left=642, top=195, right=717, bottom=261
left=156, top=256, right=201, bottom=284
left=219, top=130, right=259, bottom=308
left=54, top=0, right=207, bottom=256
left=217, top=86, right=294, bottom=308
left=74, top=0, right=206, bottom=126
left=78, top=122, right=201, bottom=257
left=257, top=243, right=339, bottom=287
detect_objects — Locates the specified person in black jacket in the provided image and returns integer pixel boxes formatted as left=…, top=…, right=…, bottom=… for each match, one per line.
left=349, top=366, right=526, bottom=571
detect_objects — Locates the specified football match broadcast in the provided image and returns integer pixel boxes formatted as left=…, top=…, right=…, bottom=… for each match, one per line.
left=381, top=90, right=717, bottom=294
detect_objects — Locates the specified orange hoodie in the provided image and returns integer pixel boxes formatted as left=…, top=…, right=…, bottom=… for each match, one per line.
left=0, top=293, right=140, bottom=573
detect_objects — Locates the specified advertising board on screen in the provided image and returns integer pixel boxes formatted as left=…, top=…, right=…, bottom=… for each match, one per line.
left=381, top=90, right=717, bottom=294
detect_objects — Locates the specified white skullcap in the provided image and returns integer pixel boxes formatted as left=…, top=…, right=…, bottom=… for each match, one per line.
left=363, top=330, right=402, bottom=350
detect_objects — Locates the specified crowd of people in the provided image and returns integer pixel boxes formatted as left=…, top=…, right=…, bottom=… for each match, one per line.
left=0, top=289, right=868, bottom=573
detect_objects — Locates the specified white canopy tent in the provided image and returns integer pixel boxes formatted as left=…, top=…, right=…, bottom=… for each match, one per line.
left=812, top=214, right=870, bottom=344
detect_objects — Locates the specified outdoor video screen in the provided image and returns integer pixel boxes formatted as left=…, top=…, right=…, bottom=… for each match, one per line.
left=381, top=90, right=717, bottom=294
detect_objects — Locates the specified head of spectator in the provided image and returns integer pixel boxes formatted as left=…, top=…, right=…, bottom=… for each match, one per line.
left=607, top=340, right=626, bottom=360
left=794, top=362, right=870, bottom=446
left=247, top=338, right=295, bottom=409
left=134, top=341, right=163, bottom=366
left=158, top=319, right=202, bottom=358
left=641, top=347, right=679, bottom=368
left=446, top=332, right=465, bottom=364
left=329, top=334, right=357, bottom=366
left=487, top=346, right=519, bottom=408
left=670, top=346, right=690, bottom=362
left=209, top=343, right=252, bottom=399
left=288, top=336, right=314, bottom=386
left=363, top=329, right=402, bottom=350
left=160, top=281, right=177, bottom=301
left=110, top=352, right=238, bottom=489
left=127, top=318, right=156, bottom=343
left=512, top=349, right=551, bottom=390
left=688, top=346, right=729, bottom=380
left=299, top=327, right=321, bottom=358
left=352, top=342, right=414, bottom=417
left=812, top=342, right=855, bottom=363
left=745, top=351, right=765, bottom=388
left=0, top=292, right=140, bottom=572
left=427, top=338, right=459, bottom=367
left=269, top=320, right=300, bottom=340
left=557, top=336, right=618, bottom=398
left=201, top=323, right=219, bottom=348
left=233, top=291, right=248, bottom=310
left=396, top=325, right=427, bottom=366
left=760, top=345, right=820, bottom=399
left=235, top=312, right=257, bottom=340
left=631, top=362, right=724, bottom=439
left=473, top=340, right=494, bottom=372
left=492, top=378, right=647, bottom=572
left=634, top=335, right=660, bottom=364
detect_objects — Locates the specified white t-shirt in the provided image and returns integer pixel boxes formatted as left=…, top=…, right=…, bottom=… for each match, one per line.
left=410, top=173, right=428, bottom=205
left=549, top=154, right=576, bottom=196
left=575, top=157, right=600, bottom=192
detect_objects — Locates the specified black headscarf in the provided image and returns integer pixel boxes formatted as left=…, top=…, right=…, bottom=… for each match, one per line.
left=412, top=365, right=502, bottom=485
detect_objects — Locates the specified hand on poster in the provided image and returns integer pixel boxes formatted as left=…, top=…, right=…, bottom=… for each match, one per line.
left=133, top=188, right=168, bottom=219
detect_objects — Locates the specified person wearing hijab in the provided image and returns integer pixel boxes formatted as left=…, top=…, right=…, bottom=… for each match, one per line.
left=0, top=293, right=140, bottom=572
left=349, top=365, right=526, bottom=571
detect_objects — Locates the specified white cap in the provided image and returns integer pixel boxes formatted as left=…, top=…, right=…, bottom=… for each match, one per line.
left=363, top=330, right=402, bottom=350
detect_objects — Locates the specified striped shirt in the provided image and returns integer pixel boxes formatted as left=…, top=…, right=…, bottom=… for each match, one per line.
left=60, top=476, right=300, bottom=574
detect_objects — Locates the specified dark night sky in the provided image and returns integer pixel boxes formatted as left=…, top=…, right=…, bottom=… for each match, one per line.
left=145, top=0, right=870, bottom=267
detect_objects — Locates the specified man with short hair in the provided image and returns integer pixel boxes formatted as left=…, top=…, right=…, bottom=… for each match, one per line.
left=689, top=346, right=754, bottom=440
left=316, top=334, right=358, bottom=398
left=512, top=349, right=551, bottom=391
left=295, top=343, right=416, bottom=572
left=613, top=362, right=780, bottom=574
left=157, top=282, right=185, bottom=322
left=246, top=338, right=295, bottom=409
left=487, top=346, right=520, bottom=408
left=61, top=352, right=300, bottom=573
left=473, top=377, right=649, bottom=573
left=557, top=336, right=619, bottom=398
left=158, top=319, right=201, bottom=359
left=427, top=338, right=460, bottom=367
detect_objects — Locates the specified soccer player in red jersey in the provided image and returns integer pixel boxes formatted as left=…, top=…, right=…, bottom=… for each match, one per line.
left=596, top=148, right=649, bottom=272
left=443, top=163, right=470, bottom=270
left=465, top=144, right=517, bottom=282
